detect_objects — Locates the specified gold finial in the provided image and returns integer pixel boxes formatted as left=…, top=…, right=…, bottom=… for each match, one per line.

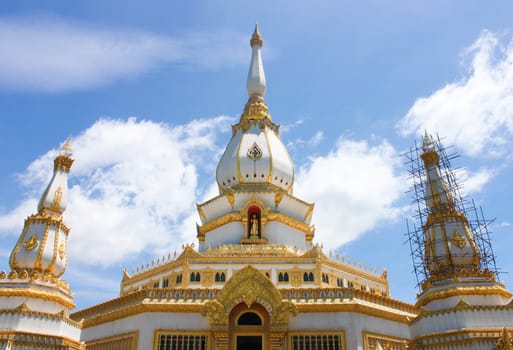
left=60, top=138, right=73, bottom=157
left=422, top=130, right=434, bottom=151
left=250, top=23, right=263, bottom=47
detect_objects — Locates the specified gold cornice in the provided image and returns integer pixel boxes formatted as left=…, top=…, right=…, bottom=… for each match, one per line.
left=79, top=302, right=205, bottom=328
left=71, top=287, right=222, bottom=321
left=285, top=287, right=417, bottom=315
left=0, top=304, right=81, bottom=328
left=416, top=284, right=512, bottom=307
left=0, top=330, right=82, bottom=350
left=198, top=212, right=241, bottom=234
left=0, top=288, right=75, bottom=309
left=0, top=269, right=71, bottom=292
left=198, top=187, right=312, bottom=209
left=121, top=259, right=185, bottom=287
left=423, top=208, right=468, bottom=230
left=421, top=268, right=495, bottom=290
left=296, top=303, right=412, bottom=323
left=198, top=210, right=313, bottom=236
left=412, top=299, right=513, bottom=324
left=73, top=283, right=419, bottom=328
left=410, top=327, right=507, bottom=349
left=320, top=258, right=387, bottom=285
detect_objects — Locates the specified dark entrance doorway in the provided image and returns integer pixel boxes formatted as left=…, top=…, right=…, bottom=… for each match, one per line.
left=236, top=336, right=262, bottom=350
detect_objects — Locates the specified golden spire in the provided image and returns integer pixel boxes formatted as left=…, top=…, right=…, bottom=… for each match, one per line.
left=242, top=24, right=269, bottom=122
left=38, top=139, right=74, bottom=215
left=250, top=23, right=263, bottom=47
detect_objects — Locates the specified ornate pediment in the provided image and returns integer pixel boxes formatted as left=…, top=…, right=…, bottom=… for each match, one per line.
left=202, top=265, right=297, bottom=326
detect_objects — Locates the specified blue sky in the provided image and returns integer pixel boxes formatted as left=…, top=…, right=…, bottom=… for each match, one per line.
left=1, top=1, right=513, bottom=310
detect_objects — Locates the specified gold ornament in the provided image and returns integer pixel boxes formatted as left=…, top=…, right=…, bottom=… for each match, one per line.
left=50, top=186, right=63, bottom=212
left=451, top=230, right=466, bottom=248
left=23, top=234, right=39, bottom=252
left=58, top=243, right=66, bottom=259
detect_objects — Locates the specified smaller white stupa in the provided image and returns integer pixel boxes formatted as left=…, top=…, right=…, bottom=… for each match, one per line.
left=0, top=139, right=82, bottom=349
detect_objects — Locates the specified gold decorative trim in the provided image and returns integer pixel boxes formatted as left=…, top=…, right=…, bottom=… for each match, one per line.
left=196, top=204, right=206, bottom=220
left=495, top=328, right=513, bottom=350
left=297, top=303, right=413, bottom=324
left=420, top=149, right=439, bottom=168
left=413, top=298, right=513, bottom=323
left=247, top=142, right=263, bottom=161
left=202, top=265, right=297, bottom=326
left=0, top=330, right=82, bottom=350
left=0, top=304, right=81, bottom=328
left=416, top=284, right=512, bottom=307
left=451, top=230, right=466, bottom=248
left=304, top=204, right=314, bottom=221
left=226, top=191, right=235, bottom=208
left=58, top=242, right=66, bottom=260
left=0, top=288, right=75, bottom=309
left=198, top=206, right=313, bottom=236
left=239, top=96, right=272, bottom=122
left=54, top=154, right=74, bottom=173
left=23, top=234, right=39, bottom=252
left=264, top=125, right=273, bottom=183
left=77, top=303, right=205, bottom=328
left=410, top=327, right=507, bottom=349
left=34, top=222, right=51, bottom=269
left=274, top=190, right=284, bottom=207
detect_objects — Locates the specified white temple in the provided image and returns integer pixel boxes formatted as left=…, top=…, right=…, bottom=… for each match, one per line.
left=1, top=25, right=513, bottom=350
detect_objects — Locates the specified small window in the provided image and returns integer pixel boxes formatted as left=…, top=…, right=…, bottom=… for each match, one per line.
left=196, top=272, right=201, bottom=282
left=308, top=272, right=314, bottom=282
left=303, top=272, right=309, bottom=282
left=190, top=272, right=196, bottom=282
left=238, top=312, right=262, bottom=326
left=215, top=272, right=221, bottom=282
left=220, top=272, right=225, bottom=282
left=278, top=273, right=284, bottom=282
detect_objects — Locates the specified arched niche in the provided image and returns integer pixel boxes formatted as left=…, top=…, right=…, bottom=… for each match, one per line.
left=201, top=265, right=297, bottom=327
left=239, top=197, right=269, bottom=243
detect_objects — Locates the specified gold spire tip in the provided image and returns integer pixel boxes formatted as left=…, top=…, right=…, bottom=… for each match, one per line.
left=250, top=23, right=263, bottom=47
left=60, top=138, right=73, bottom=156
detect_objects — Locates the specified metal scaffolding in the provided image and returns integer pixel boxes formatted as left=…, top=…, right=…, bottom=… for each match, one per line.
left=404, top=134, right=499, bottom=292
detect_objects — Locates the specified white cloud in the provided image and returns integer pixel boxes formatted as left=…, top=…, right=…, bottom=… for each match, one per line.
left=295, top=138, right=406, bottom=248
left=397, top=30, right=513, bottom=157
left=0, top=16, right=249, bottom=92
left=0, top=117, right=230, bottom=266
left=0, top=198, right=37, bottom=235
left=458, top=167, right=494, bottom=194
